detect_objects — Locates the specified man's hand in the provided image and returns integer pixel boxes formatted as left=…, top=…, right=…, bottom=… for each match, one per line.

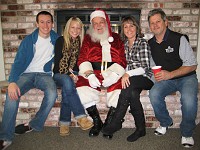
left=154, top=70, right=172, bottom=82
left=8, top=82, right=21, bottom=100
left=102, top=72, right=119, bottom=87
left=121, top=73, right=130, bottom=89
left=88, top=74, right=101, bottom=88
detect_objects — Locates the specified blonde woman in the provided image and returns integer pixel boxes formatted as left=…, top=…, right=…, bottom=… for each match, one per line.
left=53, top=17, right=93, bottom=136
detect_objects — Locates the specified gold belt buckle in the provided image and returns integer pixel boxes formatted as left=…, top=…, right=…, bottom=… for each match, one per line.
left=101, top=61, right=107, bottom=72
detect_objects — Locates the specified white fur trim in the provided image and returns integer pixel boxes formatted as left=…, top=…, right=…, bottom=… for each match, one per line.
left=79, top=61, right=93, bottom=77
left=77, top=86, right=100, bottom=108
left=108, top=36, right=114, bottom=42
left=100, top=40, right=111, bottom=62
left=107, top=63, right=125, bottom=77
left=90, top=10, right=106, bottom=22
left=106, top=89, right=121, bottom=107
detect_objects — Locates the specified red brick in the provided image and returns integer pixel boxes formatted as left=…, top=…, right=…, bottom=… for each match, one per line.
left=8, top=5, right=24, bottom=10
left=3, top=47, right=18, bottom=52
left=11, top=29, right=26, bottom=34
left=191, top=3, right=200, bottom=8
left=20, top=108, right=38, bottom=113
left=1, top=0, right=17, bottom=4
left=17, top=11, right=33, bottom=16
left=1, top=11, right=16, bottom=16
left=167, top=16, right=181, bottom=21
left=183, top=3, right=191, bottom=8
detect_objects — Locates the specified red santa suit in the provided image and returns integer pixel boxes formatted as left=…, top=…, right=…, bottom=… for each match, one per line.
left=76, top=32, right=126, bottom=108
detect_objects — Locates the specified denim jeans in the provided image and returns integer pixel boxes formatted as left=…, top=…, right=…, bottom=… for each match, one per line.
left=53, top=73, right=86, bottom=125
left=149, top=74, right=198, bottom=137
left=0, top=73, right=57, bottom=141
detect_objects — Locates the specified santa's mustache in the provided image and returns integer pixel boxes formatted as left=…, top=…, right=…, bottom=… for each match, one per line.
left=87, top=24, right=109, bottom=42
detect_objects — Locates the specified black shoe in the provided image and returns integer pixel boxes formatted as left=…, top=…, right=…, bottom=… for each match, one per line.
left=0, top=140, right=12, bottom=150
left=15, top=123, right=33, bottom=135
left=89, top=127, right=102, bottom=137
left=103, top=134, right=113, bottom=139
left=127, top=129, right=146, bottom=142
left=88, top=120, right=103, bottom=137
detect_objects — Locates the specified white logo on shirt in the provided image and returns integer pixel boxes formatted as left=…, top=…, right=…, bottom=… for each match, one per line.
left=165, top=46, right=174, bottom=53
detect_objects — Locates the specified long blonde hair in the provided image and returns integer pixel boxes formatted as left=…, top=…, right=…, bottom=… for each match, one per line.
left=63, top=16, right=84, bottom=50
left=59, top=17, right=84, bottom=74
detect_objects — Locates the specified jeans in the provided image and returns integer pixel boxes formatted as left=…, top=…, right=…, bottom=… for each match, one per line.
left=0, top=73, right=57, bottom=141
left=149, top=74, right=198, bottom=137
left=53, top=73, right=86, bottom=125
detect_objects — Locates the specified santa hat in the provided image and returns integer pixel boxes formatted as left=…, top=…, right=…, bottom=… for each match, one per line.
left=90, top=9, right=114, bottom=42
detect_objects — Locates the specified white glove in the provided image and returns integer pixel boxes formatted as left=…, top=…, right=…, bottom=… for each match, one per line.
left=102, top=72, right=119, bottom=87
left=88, top=74, right=101, bottom=88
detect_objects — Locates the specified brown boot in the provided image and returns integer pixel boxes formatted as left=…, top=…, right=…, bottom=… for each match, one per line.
left=60, top=125, right=70, bottom=136
left=77, top=117, right=94, bottom=130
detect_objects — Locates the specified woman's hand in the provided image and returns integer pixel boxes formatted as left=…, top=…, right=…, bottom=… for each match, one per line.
left=121, top=73, right=130, bottom=89
left=69, top=74, right=79, bottom=83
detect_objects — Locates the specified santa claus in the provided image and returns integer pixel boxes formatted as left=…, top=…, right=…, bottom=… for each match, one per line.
left=76, top=9, right=126, bottom=139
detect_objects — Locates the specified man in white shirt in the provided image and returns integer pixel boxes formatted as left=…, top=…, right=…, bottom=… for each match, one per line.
left=0, top=11, right=59, bottom=150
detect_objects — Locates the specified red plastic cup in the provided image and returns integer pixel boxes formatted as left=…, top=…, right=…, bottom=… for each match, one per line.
left=152, top=66, right=162, bottom=75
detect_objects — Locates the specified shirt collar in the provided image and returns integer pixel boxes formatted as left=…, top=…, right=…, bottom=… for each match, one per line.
left=152, top=28, right=170, bottom=42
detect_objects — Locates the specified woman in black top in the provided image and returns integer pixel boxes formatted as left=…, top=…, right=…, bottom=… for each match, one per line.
left=53, top=17, right=93, bottom=136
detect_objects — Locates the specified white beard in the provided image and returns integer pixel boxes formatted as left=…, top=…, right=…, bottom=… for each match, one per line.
left=87, top=24, right=109, bottom=43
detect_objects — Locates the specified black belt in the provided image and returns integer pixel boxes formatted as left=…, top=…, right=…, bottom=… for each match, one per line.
left=91, top=62, right=115, bottom=70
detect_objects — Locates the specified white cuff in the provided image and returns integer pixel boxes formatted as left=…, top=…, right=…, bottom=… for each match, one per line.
left=79, top=61, right=93, bottom=77
left=107, top=63, right=125, bottom=77
left=126, top=67, right=145, bottom=77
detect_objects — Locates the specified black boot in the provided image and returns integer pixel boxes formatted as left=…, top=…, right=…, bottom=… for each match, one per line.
left=86, top=105, right=103, bottom=137
left=127, top=128, right=146, bottom=142
left=102, top=106, right=116, bottom=139
left=127, top=90, right=146, bottom=142
left=101, top=94, right=129, bottom=136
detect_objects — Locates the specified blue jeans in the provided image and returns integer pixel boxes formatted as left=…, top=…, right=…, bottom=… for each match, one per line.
left=0, top=73, right=57, bottom=141
left=53, top=73, right=86, bottom=125
left=149, top=74, right=198, bottom=137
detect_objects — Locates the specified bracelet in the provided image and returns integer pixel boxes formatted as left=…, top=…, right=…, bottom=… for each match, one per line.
left=85, top=71, right=94, bottom=78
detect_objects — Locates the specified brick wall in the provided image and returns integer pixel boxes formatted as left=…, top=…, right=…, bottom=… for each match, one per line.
left=0, top=0, right=200, bottom=128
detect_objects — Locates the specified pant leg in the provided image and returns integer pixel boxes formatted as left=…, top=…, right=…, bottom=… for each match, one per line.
left=129, top=88, right=145, bottom=128
left=129, top=76, right=154, bottom=90
left=101, top=89, right=130, bottom=135
left=107, top=89, right=121, bottom=108
left=77, top=86, right=100, bottom=108
left=0, top=73, right=35, bottom=141
left=149, top=80, right=176, bottom=127
left=29, top=73, right=57, bottom=131
left=129, top=76, right=153, bottom=129
left=54, top=74, right=72, bottom=124
left=53, top=74, right=86, bottom=124
left=177, top=74, right=198, bottom=137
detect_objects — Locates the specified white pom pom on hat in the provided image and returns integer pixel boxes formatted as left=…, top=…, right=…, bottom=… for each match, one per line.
left=90, top=9, right=114, bottom=42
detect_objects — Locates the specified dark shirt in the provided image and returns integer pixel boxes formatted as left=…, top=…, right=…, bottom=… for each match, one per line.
left=53, top=36, right=79, bottom=75
left=148, top=28, right=196, bottom=79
